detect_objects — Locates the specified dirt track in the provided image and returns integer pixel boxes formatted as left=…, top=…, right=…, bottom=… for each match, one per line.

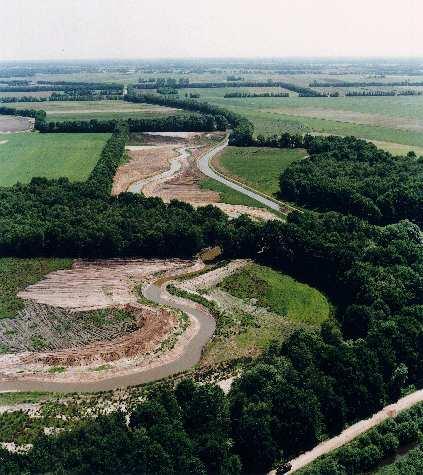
left=270, top=389, right=423, bottom=473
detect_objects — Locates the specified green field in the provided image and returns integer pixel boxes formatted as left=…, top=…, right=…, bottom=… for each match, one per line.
left=9, top=100, right=180, bottom=121
left=0, top=258, right=72, bottom=321
left=214, top=146, right=306, bottom=197
left=181, top=87, right=423, bottom=152
left=0, top=133, right=110, bottom=186
left=199, top=178, right=267, bottom=209
left=219, top=263, right=330, bottom=326
left=202, top=263, right=330, bottom=364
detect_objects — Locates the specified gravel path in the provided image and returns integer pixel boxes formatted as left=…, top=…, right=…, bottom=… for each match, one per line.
left=271, top=389, right=423, bottom=473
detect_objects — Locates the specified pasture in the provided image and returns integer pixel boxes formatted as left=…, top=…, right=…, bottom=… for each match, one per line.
left=0, top=132, right=110, bottom=186
left=9, top=100, right=180, bottom=121
left=213, top=146, right=306, bottom=197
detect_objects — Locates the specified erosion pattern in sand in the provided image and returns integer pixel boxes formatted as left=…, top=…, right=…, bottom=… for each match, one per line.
left=114, top=132, right=277, bottom=221
left=0, top=258, right=204, bottom=383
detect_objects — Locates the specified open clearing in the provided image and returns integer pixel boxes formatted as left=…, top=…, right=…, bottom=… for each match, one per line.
left=113, top=132, right=279, bottom=221
left=9, top=100, right=180, bottom=121
left=213, top=146, right=307, bottom=197
left=0, top=116, right=33, bottom=133
left=171, top=261, right=330, bottom=365
left=0, top=133, right=110, bottom=186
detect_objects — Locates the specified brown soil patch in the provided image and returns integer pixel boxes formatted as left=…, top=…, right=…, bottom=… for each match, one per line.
left=0, top=116, right=33, bottom=133
left=22, top=303, right=177, bottom=366
left=18, top=258, right=196, bottom=311
left=112, top=145, right=177, bottom=195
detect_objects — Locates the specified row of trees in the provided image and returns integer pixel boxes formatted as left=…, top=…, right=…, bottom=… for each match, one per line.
left=346, top=90, right=422, bottom=96
left=224, top=91, right=289, bottom=98
left=134, top=80, right=326, bottom=96
left=125, top=92, right=254, bottom=146
left=310, top=80, right=423, bottom=87
left=279, top=135, right=423, bottom=226
left=0, top=106, right=45, bottom=122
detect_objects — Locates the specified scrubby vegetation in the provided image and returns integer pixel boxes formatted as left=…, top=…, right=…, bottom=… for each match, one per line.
left=0, top=258, right=72, bottom=319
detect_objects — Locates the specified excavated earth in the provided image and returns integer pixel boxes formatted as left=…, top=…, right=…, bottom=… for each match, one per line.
left=0, top=258, right=202, bottom=383
left=113, top=132, right=278, bottom=221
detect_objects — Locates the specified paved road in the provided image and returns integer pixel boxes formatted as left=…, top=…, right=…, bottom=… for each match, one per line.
left=0, top=282, right=215, bottom=393
left=197, top=139, right=281, bottom=212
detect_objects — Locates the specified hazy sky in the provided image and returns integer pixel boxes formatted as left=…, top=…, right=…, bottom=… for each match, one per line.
left=1, top=0, right=422, bottom=61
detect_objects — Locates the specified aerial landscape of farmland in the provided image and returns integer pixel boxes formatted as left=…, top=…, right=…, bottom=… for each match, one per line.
left=1, top=1, right=423, bottom=474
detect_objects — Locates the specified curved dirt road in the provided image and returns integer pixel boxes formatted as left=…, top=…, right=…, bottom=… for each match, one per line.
left=0, top=282, right=215, bottom=393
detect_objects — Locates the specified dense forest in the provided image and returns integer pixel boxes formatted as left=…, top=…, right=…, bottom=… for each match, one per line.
left=279, top=136, right=423, bottom=227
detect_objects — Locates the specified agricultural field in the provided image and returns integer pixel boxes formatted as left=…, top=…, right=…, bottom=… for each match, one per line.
left=183, top=87, right=423, bottom=153
left=212, top=146, right=307, bottom=197
left=0, top=132, right=110, bottom=186
left=9, top=100, right=180, bottom=121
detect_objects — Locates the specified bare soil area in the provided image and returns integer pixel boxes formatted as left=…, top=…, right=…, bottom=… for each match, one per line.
left=114, top=132, right=278, bottom=221
left=0, top=116, right=33, bottom=133
left=18, top=258, right=194, bottom=311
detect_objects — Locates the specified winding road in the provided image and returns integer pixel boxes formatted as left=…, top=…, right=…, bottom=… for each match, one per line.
left=0, top=280, right=215, bottom=393
left=197, top=138, right=282, bottom=211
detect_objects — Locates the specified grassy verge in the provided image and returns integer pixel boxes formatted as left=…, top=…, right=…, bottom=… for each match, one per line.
left=213, top=146, right=306, bottom=197
left=199, top=178, right=267, bottom=209
left=0, top=258, right=73, bottom=319
left=0, top=133, right=110, bottom=186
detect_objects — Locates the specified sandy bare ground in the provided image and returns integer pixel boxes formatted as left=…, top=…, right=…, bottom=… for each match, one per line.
left=0, top=116, right=33, bottom=133
left=114, top=133, right=278, bottom=221
left=0, top=259, right=208, bottom=385
left=18, top=258, right=194, bottom=311
left=271, top=389, right=423, bottom=473
left=178, top=259, right=248, bottom=292
left=112, top=145, right=178, bottom=195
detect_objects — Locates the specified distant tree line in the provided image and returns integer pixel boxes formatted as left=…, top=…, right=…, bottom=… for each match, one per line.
left=346, top=89, right=422, bottom=96
left=0, top=93, right=122, bottom=103
left=224, top=91, right=289, bottom=98
left=134, top=80, right=326, bottom=96
left=0, top=106, right=45, bottom=122
left=310, top=80, right=423, bottom=87
left=35, top=114, right=225, bottom=134
left=0, top=82, right=123, bottom=93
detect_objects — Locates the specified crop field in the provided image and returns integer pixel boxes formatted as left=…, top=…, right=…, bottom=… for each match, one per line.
left=0, top=132, right=110, bottom=186
left=181, top=87, right=423, bottom=153
left=213, top=146, right=307, bottom=197
left=0, top=258, right=72, bottom=321
left=9, top=100, right=180, bottom=121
